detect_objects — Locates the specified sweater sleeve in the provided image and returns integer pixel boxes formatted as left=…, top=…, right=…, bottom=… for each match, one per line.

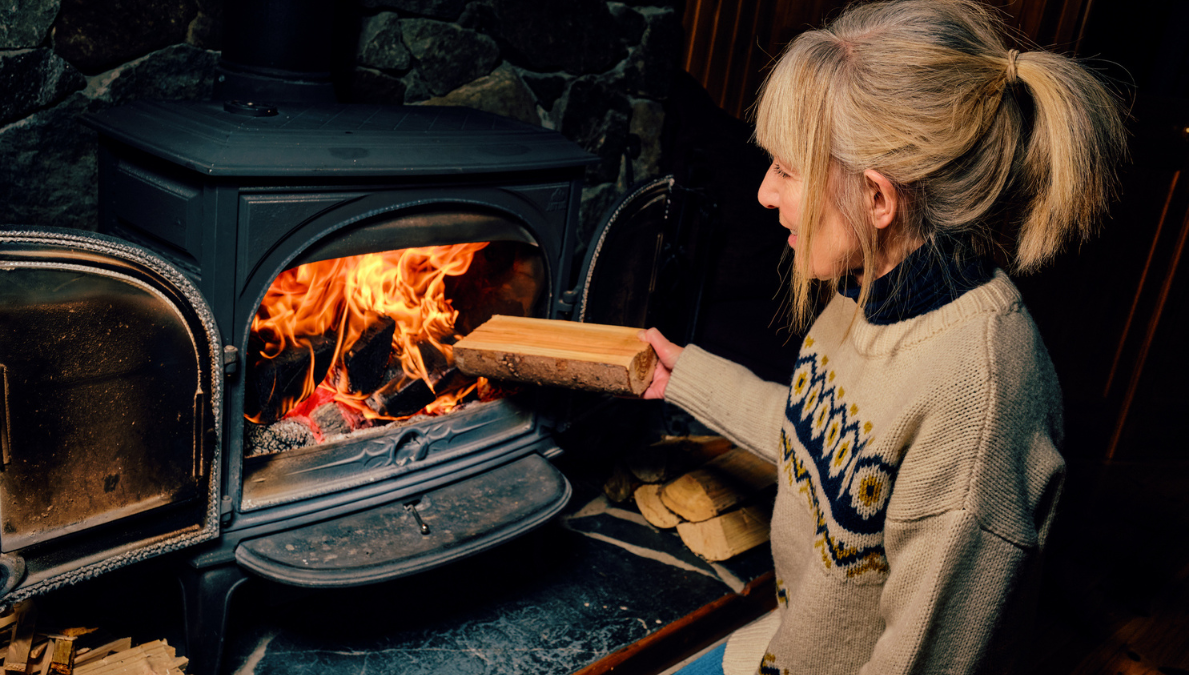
left=663, top=345, right=789, bottom=463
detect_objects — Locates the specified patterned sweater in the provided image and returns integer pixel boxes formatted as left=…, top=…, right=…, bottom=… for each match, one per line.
left=664, top=267, right=1065, bottom=675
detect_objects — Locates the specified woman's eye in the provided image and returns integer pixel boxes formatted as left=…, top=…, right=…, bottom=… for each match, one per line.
left=772, top=162, right=790, bottom=178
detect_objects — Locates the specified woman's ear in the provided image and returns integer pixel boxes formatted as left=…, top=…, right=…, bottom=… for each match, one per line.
left=863, top=169, right=898, bottom=230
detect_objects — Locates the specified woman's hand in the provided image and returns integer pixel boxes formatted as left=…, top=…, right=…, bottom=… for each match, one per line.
left=638, top=327, right=683, bottom=400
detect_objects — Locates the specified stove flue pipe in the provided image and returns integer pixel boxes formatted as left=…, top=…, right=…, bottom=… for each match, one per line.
left=214, top=0, right=337, bottom=105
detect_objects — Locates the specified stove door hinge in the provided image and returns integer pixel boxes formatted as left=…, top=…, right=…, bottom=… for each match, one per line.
left=222, top=345, right=239, bottom=377
left=220, top=495, right=234, bottom=524
left=555, top=289, right=579, bottom=320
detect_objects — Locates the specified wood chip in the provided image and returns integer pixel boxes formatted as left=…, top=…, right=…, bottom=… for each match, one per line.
left=5, top=600, right=37, bottom=674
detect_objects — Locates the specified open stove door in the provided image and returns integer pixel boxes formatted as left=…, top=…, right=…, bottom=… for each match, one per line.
left=574, top=176, right=716, bottom=341
left=0, top=228, right=222, bottom=607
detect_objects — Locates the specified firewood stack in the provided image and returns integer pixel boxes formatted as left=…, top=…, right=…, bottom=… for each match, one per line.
left=606, top=436, right=777, bottom=562
left=0, top=602, right=188, bottom=675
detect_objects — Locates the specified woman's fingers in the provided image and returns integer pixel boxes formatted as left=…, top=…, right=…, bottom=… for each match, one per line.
left=638, top=328, right=683, bottom=400
left=639, top=327, right=683, bottom=369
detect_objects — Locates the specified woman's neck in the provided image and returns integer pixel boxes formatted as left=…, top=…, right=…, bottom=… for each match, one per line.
left=851, top=234, right=925, bottom=285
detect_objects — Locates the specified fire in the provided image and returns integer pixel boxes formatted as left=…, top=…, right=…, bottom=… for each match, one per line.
left=248, top=242, right=489, bottom=424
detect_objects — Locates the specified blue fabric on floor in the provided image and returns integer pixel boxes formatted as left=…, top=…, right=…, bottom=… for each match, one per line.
left=675, top=641, right=726, bottom=675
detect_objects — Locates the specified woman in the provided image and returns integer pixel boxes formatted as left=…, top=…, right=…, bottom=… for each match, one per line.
left=640, top=0, right=1126, bottom=673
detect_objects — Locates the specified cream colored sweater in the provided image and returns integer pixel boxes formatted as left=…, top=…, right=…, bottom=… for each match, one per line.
left=665, top=270, right=1065, bottom=675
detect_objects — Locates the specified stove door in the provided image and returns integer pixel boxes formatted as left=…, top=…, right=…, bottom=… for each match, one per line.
left=0, top=228, right=222, bottom=606
left=574, top=176, right=716, bottom=343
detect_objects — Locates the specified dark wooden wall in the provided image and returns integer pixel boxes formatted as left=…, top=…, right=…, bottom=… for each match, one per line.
left=677, top=0, right=1188, bottom=465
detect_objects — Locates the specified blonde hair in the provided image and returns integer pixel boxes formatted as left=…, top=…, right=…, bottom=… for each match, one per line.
left=754, top=0, right=1127, bottom=329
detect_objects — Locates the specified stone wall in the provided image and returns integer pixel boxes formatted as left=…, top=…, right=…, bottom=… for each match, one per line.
left=0, top=0, right=679, bottom=249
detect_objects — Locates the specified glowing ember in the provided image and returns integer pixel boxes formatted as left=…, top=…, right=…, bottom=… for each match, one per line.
left=248, top=243, right=490, bottom=424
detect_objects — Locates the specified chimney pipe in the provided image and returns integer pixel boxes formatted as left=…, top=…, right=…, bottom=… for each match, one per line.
left=214, top=0, right=337, bottom=105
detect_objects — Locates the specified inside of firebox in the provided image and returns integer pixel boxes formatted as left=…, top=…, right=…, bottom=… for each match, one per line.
left=243, top=240, right=545, bottom=456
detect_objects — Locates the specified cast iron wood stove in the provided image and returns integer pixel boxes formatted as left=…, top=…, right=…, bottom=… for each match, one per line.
left=0, top=94, right=703, bottom=674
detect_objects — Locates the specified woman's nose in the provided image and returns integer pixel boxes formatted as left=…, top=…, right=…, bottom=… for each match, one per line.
left=758, top=169, right=779, bottom=209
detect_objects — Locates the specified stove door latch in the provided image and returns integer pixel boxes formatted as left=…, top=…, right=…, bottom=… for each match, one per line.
left=404, top=501, right=431, bottom=536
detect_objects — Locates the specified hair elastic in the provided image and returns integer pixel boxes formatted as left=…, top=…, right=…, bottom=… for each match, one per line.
left=1006, top=49, right=1021, bottom=83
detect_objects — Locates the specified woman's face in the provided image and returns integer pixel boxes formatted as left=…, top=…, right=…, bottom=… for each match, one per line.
left=757, top=158, right=862, bottom=281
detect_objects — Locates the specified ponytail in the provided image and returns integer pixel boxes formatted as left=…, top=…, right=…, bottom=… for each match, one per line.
left=1009, top=48, right=1127, bottom=269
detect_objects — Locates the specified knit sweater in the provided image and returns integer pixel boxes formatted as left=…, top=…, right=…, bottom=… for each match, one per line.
left=664, top=268, right=1065, bottom=675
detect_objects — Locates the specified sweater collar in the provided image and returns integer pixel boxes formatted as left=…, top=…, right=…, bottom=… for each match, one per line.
left=838, top=239, right=996, bottom=325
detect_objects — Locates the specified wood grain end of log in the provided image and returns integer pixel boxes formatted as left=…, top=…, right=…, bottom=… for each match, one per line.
left=633, top=484, right=683, bottom=528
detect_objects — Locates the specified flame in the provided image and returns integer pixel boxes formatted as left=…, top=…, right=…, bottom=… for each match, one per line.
left=248, top=243, right=489, bottom=424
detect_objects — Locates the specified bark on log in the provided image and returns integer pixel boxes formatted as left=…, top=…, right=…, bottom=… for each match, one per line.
left=453, top=316, right=657, bottom=396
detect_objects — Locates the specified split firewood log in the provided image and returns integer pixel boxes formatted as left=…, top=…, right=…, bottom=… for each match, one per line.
left=454, top=316, right=657, bottom=396
left=602, top=462, right=639, bottom=504
left=633, top=484, right=682, bottom=528
left=660, top=448, right=776, bottom=523
left=676, top=501, right=772, bottom=562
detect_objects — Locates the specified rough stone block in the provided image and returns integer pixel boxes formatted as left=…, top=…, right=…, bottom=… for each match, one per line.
left=617, top=7, right=680, bottom=100
left=0, top=0, right=59, bottom=49
left=0, top=93, right=96, bottom=229
left=350, top=66, right=408, bottom=104
left=401, top=18, right=499, bottom=97
left=422, top=64, right=539, bottom=126
left=518, top=69, right=570, bottom=112
left=610, top=3, right=648, bottom=46
left=52, top=0, right=196, bottom=73
left=472, top=0, right=623, bottom=76
left=358, top=12, right=413, bottom=73
left=361, top=0, right=467, bottom=21
left=629, top=98, right=666, bottom=183
left=560, top=76, right=631, bottom=183
left=0, top=49, right=86, bottom=126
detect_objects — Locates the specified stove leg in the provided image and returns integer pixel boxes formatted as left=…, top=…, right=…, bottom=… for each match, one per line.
left=177, top=563, right=250, bottom=675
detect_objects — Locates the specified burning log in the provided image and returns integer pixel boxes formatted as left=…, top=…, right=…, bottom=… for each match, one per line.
left=453, top=316, right=657, bottom=396
left=345, top=312, right=396, bottom=394
left=367, top=375, right=436, bottom=418
left=416, top=341, right=475, bottom=395
left=248, top=333, right=337, bottom=424
left=311, top=402, right=352, bottom=438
